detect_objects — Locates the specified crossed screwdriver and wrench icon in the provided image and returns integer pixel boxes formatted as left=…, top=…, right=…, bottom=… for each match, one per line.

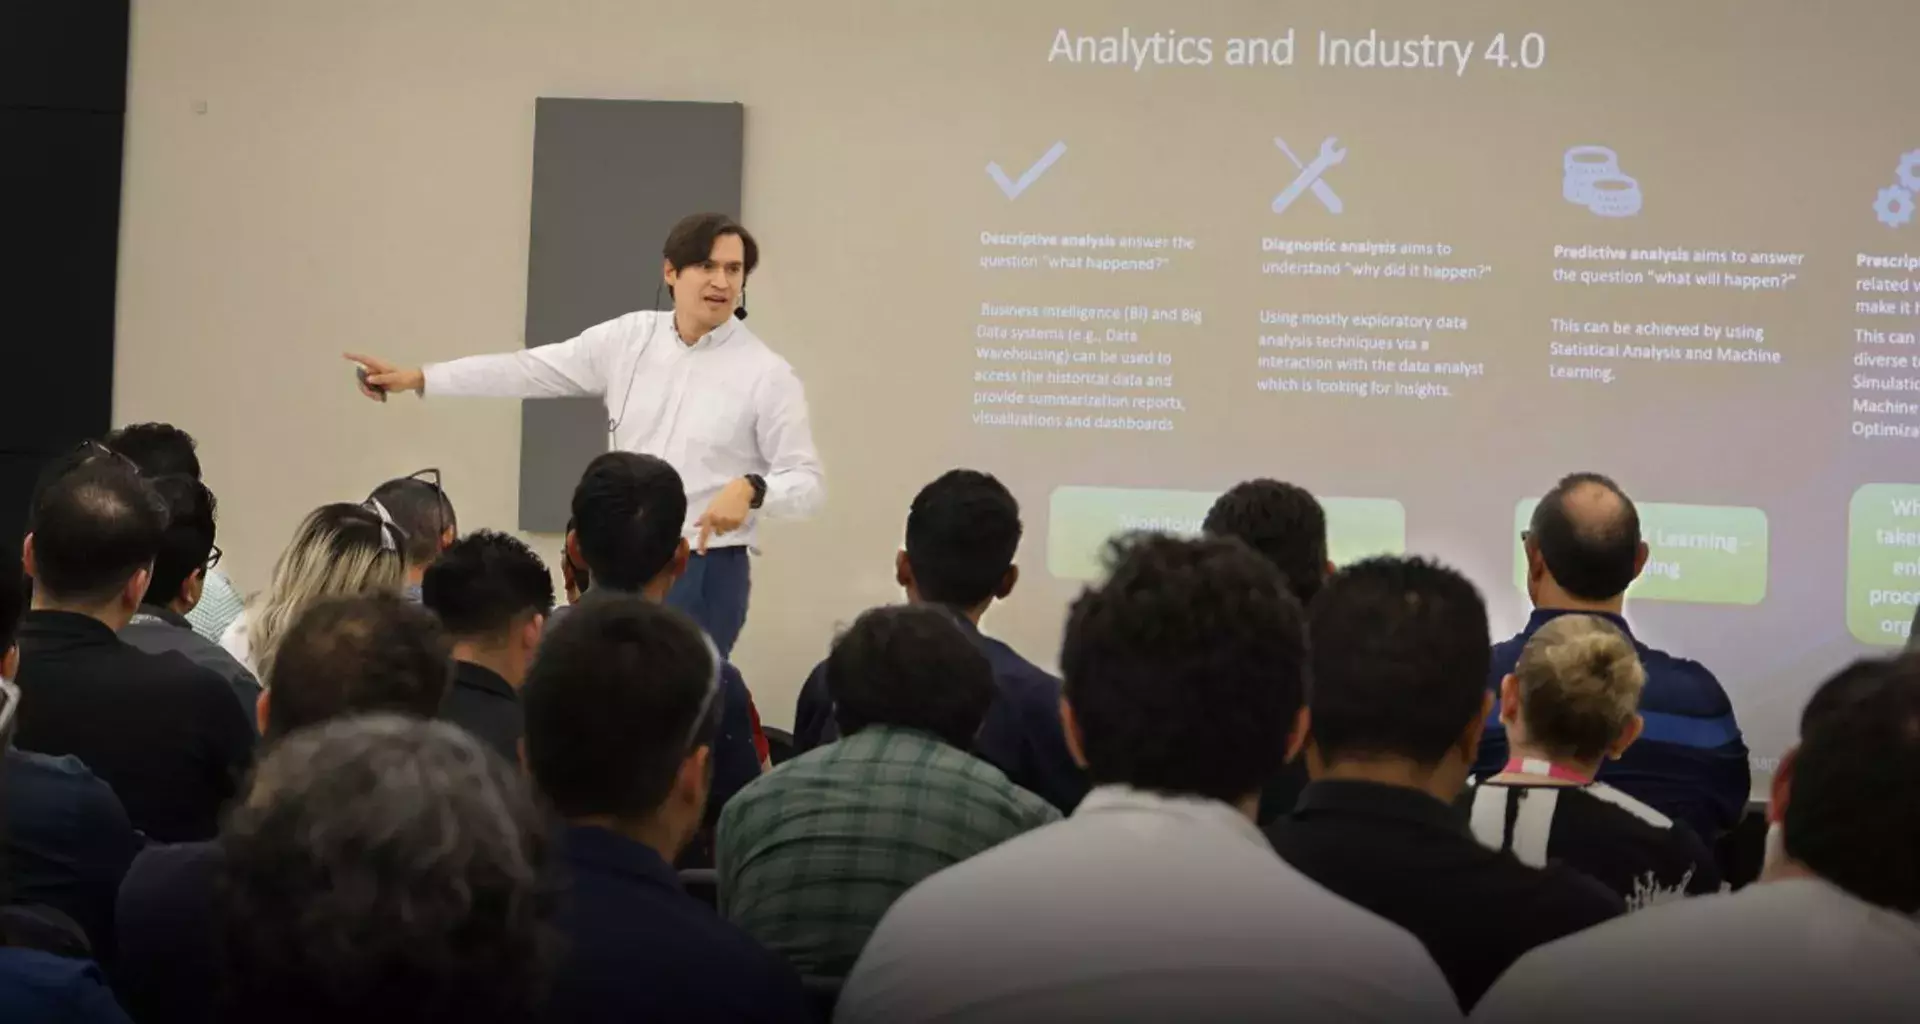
left=1272, top=137, right=1347, bottom=215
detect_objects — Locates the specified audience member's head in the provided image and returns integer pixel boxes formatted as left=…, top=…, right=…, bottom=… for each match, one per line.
left=523, top=596, right=720, bottom=858
left=143, top=474, right=219, bottom=614
left=423, top=531, right=554, bottom=687
left=899, top=470, right=1022, bottom=614
left=1525, top=473, right=1648, bottom=611
left=368, top=471, right=457, bottom=578
left=567, top=453, right=688, bottom=597
left=217, top=714, right=549, bottom=1024
left=25, top=460, right=168, bottom=626
left=827, top=605, right=996, bottom=749
left=1502, top=614, right=1647, bottom=770
left=103, top=422, right=202, bottom=480
left=1060, top=533, right=1308, bottom=811
left=1765, top=657, right=1920, bottom=912
left=260, top=591, right=451, bottom=741
left=561, top=516, right=590, bottom=603
left=249, top=502, right=406, bottom=682
left=1308, top=556, right=1492, bottom=797
left=1203, top=478, right=1331, bottom=607
left=0, top=545, right=24, bottom=680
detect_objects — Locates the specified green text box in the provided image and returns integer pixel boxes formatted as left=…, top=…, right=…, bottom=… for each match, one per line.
left=1847, top=484, right=1920, bottom=645
left=1511, top=500, right=1768, bottom=606
left=1048, top=486, right=1405, bottom=581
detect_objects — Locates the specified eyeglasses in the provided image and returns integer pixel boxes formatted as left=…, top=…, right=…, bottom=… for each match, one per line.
left=73, top=439, right=140, bottom=474
left=680, top=633, right=725, bottom=755
left=360, top=498, right=409, bottom=554
left=206, top=544, right=223, bottom=572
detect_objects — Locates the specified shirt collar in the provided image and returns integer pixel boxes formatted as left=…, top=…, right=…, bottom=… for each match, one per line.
left=1073, top=784, right=1271, bottom=851
left=1294, top=779, right=1469, bottom=835
left=560, top=823, right=681, bottom=890
left=132, top=604, right=194, bottom=630
left=21, top=610, right=119, bottom=643
left=454, top=660, right=516, bottom=699
left=666, top=312, right=739, bottom=352
left=1526, top=607, right=1634, bottom=640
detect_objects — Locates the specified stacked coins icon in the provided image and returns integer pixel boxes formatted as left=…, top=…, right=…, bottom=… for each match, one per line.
left=1563, top=146, right=1643, bottom=218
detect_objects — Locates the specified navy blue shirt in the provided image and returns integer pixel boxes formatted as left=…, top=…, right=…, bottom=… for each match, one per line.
left=2, top=746, right=141, bottom=962
left=792, top=616, right=1088, bottom=813
left=0, top=948, right=130, bottom=1023
left=1476, top=609, right=1751, bottom=841
left=546, top=824, right=809, bottom=1024
left=113, top=841, right=223, bottom=1024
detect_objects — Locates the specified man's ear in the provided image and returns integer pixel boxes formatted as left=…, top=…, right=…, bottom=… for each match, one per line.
left=1608, top=713, right=1645, bottom=761
left=439, top=526, right=457, bottom=553
left=1283, top=705, right=1312, bottom=762
left=1768, top=746, right=1799, bottom=825
left=22, top=534, right=36, bottom=581
left=680, top=745, right=714, bottom=813
left=996, top=564, right=1019, bottom=601
left=1059, top=696, right=1089, bottom=769
left=123, top=566, right=152, bottom=612
left=667, top=538, right=691, bottom=583
left=2, top=643, right=19, bottom=681
left=1498, top=674, right=1521, bottom=728
left=662, top=257, right=677, bottom=290
left=565, top=531, right=584, bottom=575
left=521, top=613, right=545, bottom=655
left=1524, top=537, right=1547, bottom=584
left=1630, top=540, right=1650, bottom=583
left=895, top=549, right=914, bottom=593
left=255, top=689, right=272, bottom=737
left=1323, top=559, right=1337, bottom=582
left=182, top=567, right=206, bottom=610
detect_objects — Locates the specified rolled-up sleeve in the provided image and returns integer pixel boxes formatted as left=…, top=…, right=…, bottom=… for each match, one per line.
left=753, top=364, right=825, bottom=520
left=421, top=316, right=626, bottom=399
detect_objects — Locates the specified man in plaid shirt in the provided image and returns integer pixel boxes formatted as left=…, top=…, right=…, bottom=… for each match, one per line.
left=716, top=604, right=1058, bottom=980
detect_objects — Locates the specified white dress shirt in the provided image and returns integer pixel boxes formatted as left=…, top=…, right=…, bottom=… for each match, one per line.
left=1472, top=877, right=1920, bottom=1023
left=423, top=311, right=824, bottom=549
left=836, top=785, right=1461, bottom=1024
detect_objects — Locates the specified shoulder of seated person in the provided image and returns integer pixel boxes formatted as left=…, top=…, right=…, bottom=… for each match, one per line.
left=3, top=745, right=107, bottom=782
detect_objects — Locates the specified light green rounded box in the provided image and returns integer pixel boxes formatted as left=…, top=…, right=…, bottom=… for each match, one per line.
left=1048, top=486, right=1406, bottom=581
left=1846, top=484, right=1920, bottom=645
left=1510, top=499, right=1768, bottom=605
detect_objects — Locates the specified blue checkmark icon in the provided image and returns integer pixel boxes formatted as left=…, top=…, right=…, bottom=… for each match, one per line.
left=986, top=142, right=1067, bottom=199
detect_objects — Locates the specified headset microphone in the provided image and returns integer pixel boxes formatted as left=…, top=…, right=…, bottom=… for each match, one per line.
left=736, top=287, right=749, bottom=320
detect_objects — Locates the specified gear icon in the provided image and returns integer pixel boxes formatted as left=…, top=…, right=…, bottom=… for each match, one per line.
left=1877, top=186, right=1915, bottom=228
left=1899, top=149, right=1920, bottom=192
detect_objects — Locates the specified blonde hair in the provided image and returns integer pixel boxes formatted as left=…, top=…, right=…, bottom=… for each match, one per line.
left=1512, top=614, right=1646, bottom=762
left=249, top=503, right=406, bottom=685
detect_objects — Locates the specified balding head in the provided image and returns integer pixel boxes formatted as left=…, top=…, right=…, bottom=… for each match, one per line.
left=27, top=459, right=168, bottom=612
left=1526, top=473, right=1645, bottom=603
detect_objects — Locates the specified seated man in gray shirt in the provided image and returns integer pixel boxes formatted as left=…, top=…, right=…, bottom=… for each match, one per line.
left=1475, top=656, right=1920, bottom=1022
left=120, top=474, right=261, bottom=728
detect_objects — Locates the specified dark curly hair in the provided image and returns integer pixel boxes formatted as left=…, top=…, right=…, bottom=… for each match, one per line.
left=216, top=715, right=552, bottom=1024
left=1061, top=533, right=1308, bottom=803
left=1203, top=479, right=1328, bottom=606
left=828, top=604, right=996, bottom=749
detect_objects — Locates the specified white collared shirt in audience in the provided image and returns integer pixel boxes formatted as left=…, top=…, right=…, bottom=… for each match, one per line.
left=1472, top=877, right=1920, bottom=1023
left=836, top=785, right=1460, bottom=1024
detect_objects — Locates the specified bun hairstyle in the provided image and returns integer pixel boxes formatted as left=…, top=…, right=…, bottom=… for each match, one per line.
left=1511, top=614, right=1646, bottom=763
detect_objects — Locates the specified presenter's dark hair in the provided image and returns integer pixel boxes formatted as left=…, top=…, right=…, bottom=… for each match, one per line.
left=1062, top=533, right=1307, bottom=803
left=828, top=605, right=996, bottom=749
left=905, top=470, right=1022, bottom=609
left=145, top=474, right=218, bottom=608
left=663, top=213, right=759, bottom=276
left=1529, top=472, right=1640, bottom=601
left=1309, top=556, right=1491, bottom=766
left=423, top=531, right=555, bottom=637
left=1204, top=479, right=1328, bottom=607
left=104, top=422, right=202, bottom=480
left=29, top=461, right=169, bottom=604
left=570, top=453, right=687, bottom=593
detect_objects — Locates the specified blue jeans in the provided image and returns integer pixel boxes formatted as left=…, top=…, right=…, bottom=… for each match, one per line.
left=666, top=546, right=752, bottom=658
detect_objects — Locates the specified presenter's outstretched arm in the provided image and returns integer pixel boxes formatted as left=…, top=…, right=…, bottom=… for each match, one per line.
left=345, top=353, right=424, bottom=401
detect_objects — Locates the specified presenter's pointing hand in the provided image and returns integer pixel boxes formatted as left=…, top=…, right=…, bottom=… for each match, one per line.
left=695, top=479, right=755, bottom=554
left=343, top=353, right=426, bottom=401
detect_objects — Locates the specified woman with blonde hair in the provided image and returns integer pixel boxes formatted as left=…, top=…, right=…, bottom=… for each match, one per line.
left=219, top=503, right=406, bottom=683
left=1465, top=613, right=1721, bottom=908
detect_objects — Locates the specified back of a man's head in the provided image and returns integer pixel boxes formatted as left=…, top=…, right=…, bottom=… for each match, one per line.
left=1061, top=533, right=1307, bottom=804
left=368, top=475, right=456, bottom=569
left=827, top=605, right=996, bottom=749
left=523, top=596, right=717, bottom=821
left=904, top=470, right=1022, bottom=609
left=1529, top=472, right=1641, bottom=602
left=1203, top=479, right=1329, bottom=607
left=144, top=474, right=217, bottom=610
left=104, top=422, right=201, bottom=480
left=1310, top=556, right=1492, bottom=767
left=569, top=453, right=687, bottom=593
left=218, top=714, right=548, bottom=1024
left=28, top=461, right=168, bottom=607
left=1783, top=658, right=1920, bottom=913
left=264, top=592, right=452, bottom=740
left=422, top=531, right=555, bottom=640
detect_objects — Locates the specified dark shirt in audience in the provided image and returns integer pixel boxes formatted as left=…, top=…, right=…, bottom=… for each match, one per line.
left=113, top=841, right=222, bottom=1024
left=1267, top=779, right=1624, bottom=1010
left=2, top=746, right=141, bottom=960
left=440, top=660, right=523, bottom=763
left=792, top=617, right=1088, bottom=812
left=14, top=611, right=255, bottom=843
left=121, top=605, right=262, bottom=732
left=0, top=947, right=131, bottom=1023
left=1464, top=779, right=1722, bottom=909
left=547, top=824, right=810, bottom=1024
left=1477, top=610, right=1750, bottom=841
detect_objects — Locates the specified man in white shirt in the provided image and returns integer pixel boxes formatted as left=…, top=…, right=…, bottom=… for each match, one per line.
left=1472, top=657, right=1920, bottom=1023
left=346, top=213, right=824, bottom=655
left=836, top=534, right=1460, bottom=1024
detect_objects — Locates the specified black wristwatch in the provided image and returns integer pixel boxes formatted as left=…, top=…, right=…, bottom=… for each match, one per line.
left=744, top=474, right=768, bottom=509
